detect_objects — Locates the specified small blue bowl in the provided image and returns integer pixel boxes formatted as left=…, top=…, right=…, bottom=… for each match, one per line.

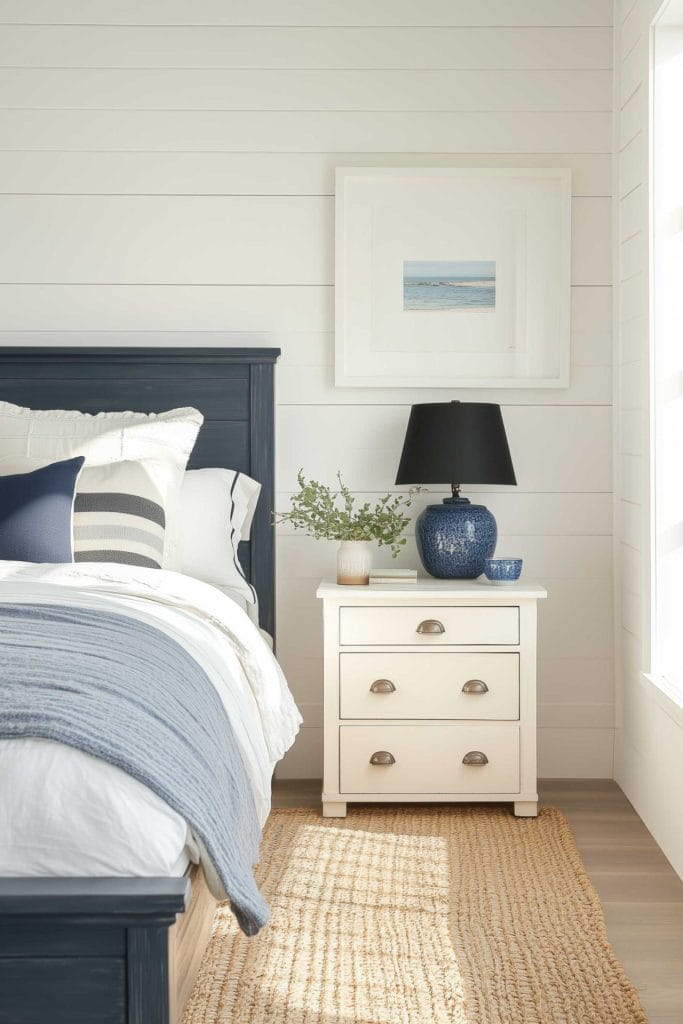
left=483, top=558, right=523, bottom=583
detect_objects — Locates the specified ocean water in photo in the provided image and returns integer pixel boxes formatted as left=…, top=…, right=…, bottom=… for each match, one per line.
left=403, top=276, right=496, bottom=311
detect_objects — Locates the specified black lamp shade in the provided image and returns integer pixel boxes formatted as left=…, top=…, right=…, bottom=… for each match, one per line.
left=395, top=401, right=516, bottom=487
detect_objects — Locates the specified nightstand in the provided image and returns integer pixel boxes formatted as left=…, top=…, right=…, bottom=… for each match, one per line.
left=317, top=579, right=547, bottom=818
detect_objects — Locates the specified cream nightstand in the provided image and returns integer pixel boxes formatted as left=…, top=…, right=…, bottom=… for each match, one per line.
left=317, top=579, right=547, bottom=818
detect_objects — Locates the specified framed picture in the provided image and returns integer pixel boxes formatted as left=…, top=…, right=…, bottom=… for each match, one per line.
left=335, top=167, right=571, bottom=389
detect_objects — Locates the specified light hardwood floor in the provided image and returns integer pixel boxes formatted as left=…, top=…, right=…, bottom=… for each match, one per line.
left=272, top=779, right=683, bottom=1024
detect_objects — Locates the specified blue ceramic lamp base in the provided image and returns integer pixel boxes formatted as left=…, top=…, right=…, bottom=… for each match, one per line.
left=415, top=496, right=497, bottom=579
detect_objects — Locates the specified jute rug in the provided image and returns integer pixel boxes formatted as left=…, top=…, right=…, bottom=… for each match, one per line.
left=182, top=805, right=648, bottom=1024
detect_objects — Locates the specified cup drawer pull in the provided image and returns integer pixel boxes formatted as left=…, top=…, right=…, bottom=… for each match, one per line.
left=462, top=750, right=489, bottom=766
left=369, top=750, right=396, bottom=766
left=416, top=619, right=445, bottom=635
left=461, top=679, right=489, bottom=694
left=370, top=678, right=396, bottom=694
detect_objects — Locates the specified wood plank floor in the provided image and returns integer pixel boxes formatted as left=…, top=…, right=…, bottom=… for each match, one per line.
left=272, top=779, right=683, bottom=1024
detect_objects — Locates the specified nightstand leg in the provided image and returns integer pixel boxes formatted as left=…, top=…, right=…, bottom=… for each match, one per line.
left=514, top=801, right=538, bottom=817
left=322, top=800, right=347, bottom=818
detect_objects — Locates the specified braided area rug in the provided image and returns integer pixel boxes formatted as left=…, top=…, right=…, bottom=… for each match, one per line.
left=182, top=805, right=648, bottom=1024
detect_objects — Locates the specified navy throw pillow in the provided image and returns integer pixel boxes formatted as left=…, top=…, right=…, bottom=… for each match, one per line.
left=0, top=456, right=85, bottom=563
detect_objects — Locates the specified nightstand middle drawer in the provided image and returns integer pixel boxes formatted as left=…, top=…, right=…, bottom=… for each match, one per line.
left=339, top=652, right=519, bottom=720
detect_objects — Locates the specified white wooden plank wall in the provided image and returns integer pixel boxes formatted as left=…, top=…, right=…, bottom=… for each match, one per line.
left=0, top=0, right=615, bottom=779
left=613, top=0, right=683, bottom=878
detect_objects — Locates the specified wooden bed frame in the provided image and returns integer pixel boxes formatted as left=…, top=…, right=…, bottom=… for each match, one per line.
left=0, top=347, right=279, bottom=1024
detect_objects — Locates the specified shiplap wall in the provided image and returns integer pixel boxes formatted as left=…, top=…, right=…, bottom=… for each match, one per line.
left=614, top=0, right=683, bottom=876
left=0, top=0, right=615, bottom=779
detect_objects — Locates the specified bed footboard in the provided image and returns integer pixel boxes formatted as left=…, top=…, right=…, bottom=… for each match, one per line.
left=0, top=877, right=189, bottom=1024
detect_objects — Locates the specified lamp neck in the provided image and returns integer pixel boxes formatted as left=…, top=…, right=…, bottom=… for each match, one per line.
left=442, top=483, right=470, bottom=506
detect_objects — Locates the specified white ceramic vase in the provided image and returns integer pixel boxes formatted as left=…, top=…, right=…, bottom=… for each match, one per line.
left=336, top=540, right=373, bottom=585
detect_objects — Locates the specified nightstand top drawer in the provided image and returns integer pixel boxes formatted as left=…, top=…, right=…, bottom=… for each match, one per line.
left=339, top=604, right=519, bottom=646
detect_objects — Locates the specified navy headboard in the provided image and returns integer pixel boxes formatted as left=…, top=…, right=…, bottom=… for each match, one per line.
left=0, top=347, right=279, bottom=636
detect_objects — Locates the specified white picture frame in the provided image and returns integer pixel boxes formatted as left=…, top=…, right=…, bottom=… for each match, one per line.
left=335, top=167, right=571, bottom=389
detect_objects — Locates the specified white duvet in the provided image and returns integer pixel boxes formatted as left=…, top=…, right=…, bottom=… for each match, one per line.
left=0, top=562, right=301, bottom=879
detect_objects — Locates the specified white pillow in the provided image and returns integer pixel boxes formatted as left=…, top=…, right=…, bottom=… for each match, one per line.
left=0, top=402, right=203, bottom=569
left=176, top=468, right=260, bottom=605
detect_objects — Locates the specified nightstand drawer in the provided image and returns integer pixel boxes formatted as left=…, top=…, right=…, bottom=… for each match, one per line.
left=339, top=652, right=519, bottom=720
left=339, top=724, right=519, bottom=794
left=339, top=605, right=519, bottom=646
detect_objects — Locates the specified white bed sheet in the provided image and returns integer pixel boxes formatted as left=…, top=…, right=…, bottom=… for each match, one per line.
left=213, top=583, right=271, bottom=646
left=0, top=563, right=300, bottom=880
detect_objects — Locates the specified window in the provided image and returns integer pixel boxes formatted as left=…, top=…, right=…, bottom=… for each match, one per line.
left=652, top=18, right=683, bottom=702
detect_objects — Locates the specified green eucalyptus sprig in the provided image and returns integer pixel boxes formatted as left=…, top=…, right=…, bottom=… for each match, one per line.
left=276, top=471, right=423, bottom=558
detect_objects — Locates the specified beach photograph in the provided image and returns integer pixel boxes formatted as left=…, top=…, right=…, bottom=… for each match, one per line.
left=403, top=259, right=496, bottom=311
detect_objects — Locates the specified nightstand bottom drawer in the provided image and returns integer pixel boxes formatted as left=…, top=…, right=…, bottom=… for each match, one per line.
left=339, top=724, right=519, bottom=795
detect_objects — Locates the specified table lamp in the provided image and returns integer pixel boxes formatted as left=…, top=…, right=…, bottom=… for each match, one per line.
left=395, top=401, right=516, bottom=579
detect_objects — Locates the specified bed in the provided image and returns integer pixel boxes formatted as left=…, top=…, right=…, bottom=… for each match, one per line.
left=0, top=347, right=293, bottom=1024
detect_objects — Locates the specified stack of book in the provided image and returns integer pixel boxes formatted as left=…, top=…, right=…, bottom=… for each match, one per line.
left=368, top=568, right=418, bottom=585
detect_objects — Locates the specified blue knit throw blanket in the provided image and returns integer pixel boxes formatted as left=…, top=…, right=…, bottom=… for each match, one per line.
left=0, top=602, right=268, bottom=935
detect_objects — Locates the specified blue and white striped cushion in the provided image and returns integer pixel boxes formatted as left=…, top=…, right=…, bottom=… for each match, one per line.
left=74, top=461, right=167, bottom=569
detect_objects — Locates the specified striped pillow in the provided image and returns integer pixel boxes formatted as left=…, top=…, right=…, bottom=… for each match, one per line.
left=74, top=461, right=167, bottom=569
